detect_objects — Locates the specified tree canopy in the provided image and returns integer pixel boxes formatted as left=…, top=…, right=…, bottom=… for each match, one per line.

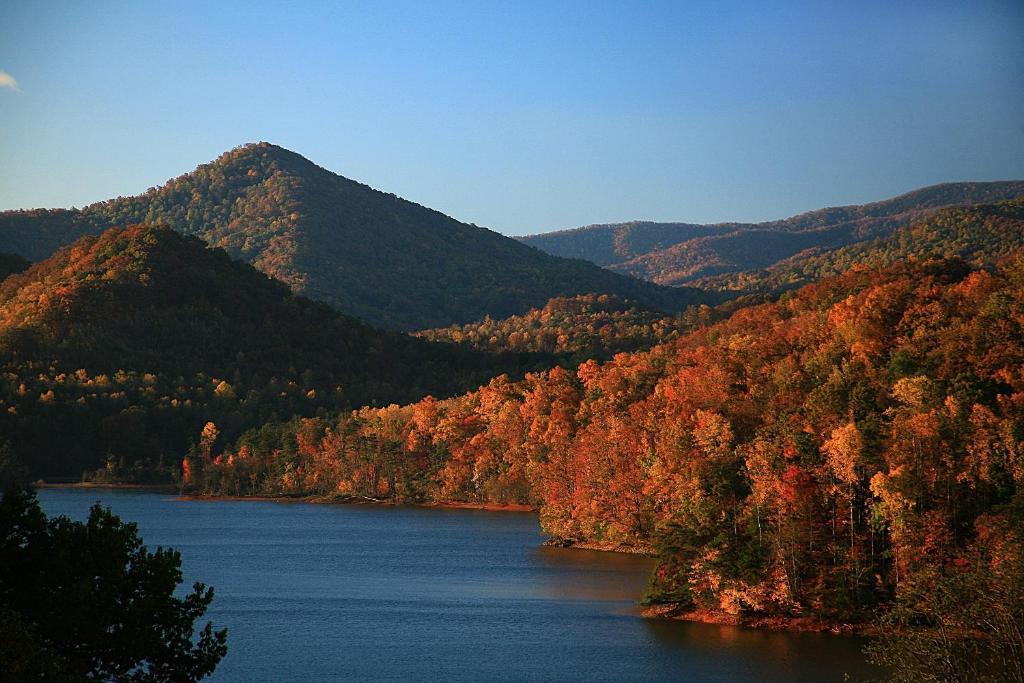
left=0, top=224, right=550, bottom=479
left=190, top=255, right=1024, bottom=644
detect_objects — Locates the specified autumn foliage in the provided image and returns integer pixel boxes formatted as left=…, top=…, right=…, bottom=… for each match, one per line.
left=0, top=225, right=552, bottom=479
left=189, top=254, right=1024, bottom=627
left=521, top=184, right=1024, bottom=287
left=697, top=198, right=1024, bottom=295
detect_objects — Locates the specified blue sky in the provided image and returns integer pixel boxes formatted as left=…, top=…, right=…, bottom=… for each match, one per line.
left=1, top=1, right=1022, bottom=236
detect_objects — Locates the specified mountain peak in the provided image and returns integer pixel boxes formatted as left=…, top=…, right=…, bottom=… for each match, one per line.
left=216, top=140, right=316, bottom=167
left=187, top=141, right=332, bottom=189
left=0, top=148, right=710, bottom=329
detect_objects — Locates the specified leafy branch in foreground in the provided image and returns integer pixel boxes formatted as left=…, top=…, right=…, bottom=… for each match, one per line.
left=0, top=487, right=227, bottom=681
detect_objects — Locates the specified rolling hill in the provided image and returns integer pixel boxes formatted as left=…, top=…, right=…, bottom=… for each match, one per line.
left=519, top=181, right=1024, bottom=285
left=415, top=293, right=688, bottom=363
left=415, top=292, right=759, bottom=366
left=695, top=199, right=1024, bottom=294
left=0, top=143, right=712, bottom=329
left=0, top=224, right=545, bottom=479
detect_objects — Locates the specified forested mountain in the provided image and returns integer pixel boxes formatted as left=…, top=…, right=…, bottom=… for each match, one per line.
left=695, top=199, right=1024, bottom=294
left=191, top=255, right=1023, bottom=632
left=519, top=181, right=1024, bottom=285
left=0, top=143, right=711, bottom=329
left=0, top=225, right=547, bottom=479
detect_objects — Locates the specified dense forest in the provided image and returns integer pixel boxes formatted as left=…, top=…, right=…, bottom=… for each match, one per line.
left=416, top=293, right=762, bottom=367
left=0, top=143, right=711, bottom=329
left=696, top=199, right=1024, bottom=295
left=0, top=225, right=553, bottom=480
left=187, top=255, right=1023, bottom=636
left=519, top=182, right=1024, bottom=285
left=418, top=295, right=703, bottom=362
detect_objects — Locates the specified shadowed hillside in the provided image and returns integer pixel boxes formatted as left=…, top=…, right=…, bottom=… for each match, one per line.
left=0, top=253, right=30, bottom=281
left=0, top=225, right=548, bottom=479
left=415, top=292, right=760, bottom=366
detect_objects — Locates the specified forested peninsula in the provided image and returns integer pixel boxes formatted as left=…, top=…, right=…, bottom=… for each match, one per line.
left=182, top=254, right=1024, bottom=635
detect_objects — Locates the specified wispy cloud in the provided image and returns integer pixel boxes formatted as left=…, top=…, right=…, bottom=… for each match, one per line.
left=0, top=71, right=19, bottom=90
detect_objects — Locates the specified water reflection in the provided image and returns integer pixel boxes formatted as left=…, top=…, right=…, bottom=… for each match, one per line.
left=644, top=617, right=881, bottom=682
left=530, top=545, right=654, bottom=603
left=532, top=544, right=881, bottom=681
left=37, top=489, right=880, bottom=682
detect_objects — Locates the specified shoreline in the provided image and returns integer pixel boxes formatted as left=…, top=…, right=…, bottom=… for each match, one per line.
left=36, top=484, right=536, bottom=513
left=37, top=482, right=870, bottom=636
left=543, top=537, right=655, bottom=556
left=642, top=604, right=875, bottom=635
left=35, top=481, right=178, bottom=493
left=174, top=492, right=536, bottom=512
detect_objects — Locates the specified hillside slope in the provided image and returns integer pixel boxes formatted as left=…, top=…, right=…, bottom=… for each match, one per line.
left=416, top=294, right=688, bottom=364
left=197, top=254, right=1024, bottom=631
left=519, top=181, right=1024, bottom=285
left=695, top=199, right=1024, bottom=294
left=415, top=292, right=758, bottom=366
left=0, top=225, right=540, bottom=478
left=0, top=143, right=711, bottom=329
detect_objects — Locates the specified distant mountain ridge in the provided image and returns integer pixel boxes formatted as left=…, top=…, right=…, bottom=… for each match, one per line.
left=0, top=143, right=711, bottom=329
left=518, top=181, right=1024, bottom=285
left=695, top=199, right=1024, bottom=294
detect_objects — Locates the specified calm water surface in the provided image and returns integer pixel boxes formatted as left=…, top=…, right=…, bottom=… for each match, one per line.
left=38, top=489, right=877, bottom=682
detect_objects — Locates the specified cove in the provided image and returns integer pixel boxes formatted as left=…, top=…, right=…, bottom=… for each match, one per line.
left=38, top=488, right=877, bottom=682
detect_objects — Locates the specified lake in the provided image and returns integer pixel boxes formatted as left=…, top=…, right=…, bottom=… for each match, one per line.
left=38, top=488, right=877, bottom=682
